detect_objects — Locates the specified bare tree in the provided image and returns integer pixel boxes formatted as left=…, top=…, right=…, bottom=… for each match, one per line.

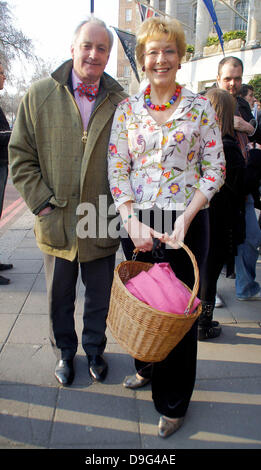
left=29, top=57, right=57, bottom=83
left=0, top=2, right=60, bottom=122
left=1, top=56, right=58, bottom=124
left=0, top=75, right=29, bottom=125
left=0, top=1, right=35, bottom=72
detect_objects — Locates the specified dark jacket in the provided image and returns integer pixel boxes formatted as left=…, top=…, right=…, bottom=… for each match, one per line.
left=236, top=96, right=261, bottom=145
left=0, top=106, right=11, bottom=167
left=235, top=96, right=261, bottom=207
left=209, top=134, right=246, bottom=276
left=245, top=147, right=261, bottom=210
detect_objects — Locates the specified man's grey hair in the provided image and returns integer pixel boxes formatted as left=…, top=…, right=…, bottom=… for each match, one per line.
left=72, top=17, right=114, bottom=52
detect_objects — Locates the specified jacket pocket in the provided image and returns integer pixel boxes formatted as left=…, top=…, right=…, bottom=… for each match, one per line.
left=93, top=195, right=120, bottom=249
left=34, top=207, right=66, bottom=248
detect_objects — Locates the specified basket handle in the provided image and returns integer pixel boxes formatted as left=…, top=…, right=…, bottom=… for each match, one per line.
left=133, top=239, right=200, bottom=315
left=169, top=240, right=200, bottom=315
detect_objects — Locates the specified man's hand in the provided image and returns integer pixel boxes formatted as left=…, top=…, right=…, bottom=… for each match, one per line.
left=38, top=206, right=53, bottom=216
left=234, top=116, right=255, bottom=135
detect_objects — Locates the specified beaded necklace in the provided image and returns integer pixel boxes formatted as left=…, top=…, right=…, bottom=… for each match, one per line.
left=144, top=83, right=182, bottom=111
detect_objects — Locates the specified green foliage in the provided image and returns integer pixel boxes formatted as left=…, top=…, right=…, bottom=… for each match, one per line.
left=186, top=44, right=195, bottom=53
left=248, top=75, right=261, bottom=102
left=206, top=30, right=246, bottom=47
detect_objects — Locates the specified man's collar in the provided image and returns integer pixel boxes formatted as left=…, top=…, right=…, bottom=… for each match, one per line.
left=51, top=59, right=124, bottom=95
left=71, top=68, right=100, bottom=92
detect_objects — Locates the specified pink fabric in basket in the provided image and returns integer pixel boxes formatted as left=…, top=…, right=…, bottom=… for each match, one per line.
left=125, top=263, right=200, bottom=314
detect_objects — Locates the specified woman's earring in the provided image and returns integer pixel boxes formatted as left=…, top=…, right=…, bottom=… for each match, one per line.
left=178, top=64, right=181, bottom=69
left=142, top=66, right=145, bottom=72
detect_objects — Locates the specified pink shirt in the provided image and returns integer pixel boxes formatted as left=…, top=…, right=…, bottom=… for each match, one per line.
left=72, top=69, right=100, bottom=131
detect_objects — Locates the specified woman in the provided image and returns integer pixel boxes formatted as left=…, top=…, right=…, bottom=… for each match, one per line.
left=199, top=88, right=246, bottom=340
left=108, top=17, right=225, bottom=438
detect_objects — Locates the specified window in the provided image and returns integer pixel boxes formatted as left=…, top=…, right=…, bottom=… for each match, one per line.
left=193, top=2, right=197, bottom=34
left=235, top=0, right=249, bottom=31
left=124, top=65, right=131, bottom=77
left=125, top=8, right=132, bottom=22
left=159, top=0, right=166, bottom=11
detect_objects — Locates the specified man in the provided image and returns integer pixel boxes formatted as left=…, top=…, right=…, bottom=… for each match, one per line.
left=239, top=83, right=256, bottom=112
left=0, top=62, right=13, bottom=285
left=239, top=84, right=261, bottom=151
left=217, top=56, right=261, bottom=301
left=216, top=57, right=261, bottom=151
left=9, top=18, right=126, bottom=385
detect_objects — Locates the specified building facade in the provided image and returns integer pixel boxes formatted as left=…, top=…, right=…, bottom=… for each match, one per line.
left=116, top=0, right=261, bottom=92
left=117, top=0, right=137, bottom=84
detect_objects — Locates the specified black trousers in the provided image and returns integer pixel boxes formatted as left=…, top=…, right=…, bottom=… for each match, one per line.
left=199, top=222, right=227, bottom=304
left=121, top=208, right=209, bottom=418
left=200, top=205, right=233, bottom=304
left=44, top=253, right=115, bottom=360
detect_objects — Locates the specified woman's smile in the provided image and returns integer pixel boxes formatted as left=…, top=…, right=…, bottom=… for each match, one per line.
left=143, top=36, right=180, bottom=89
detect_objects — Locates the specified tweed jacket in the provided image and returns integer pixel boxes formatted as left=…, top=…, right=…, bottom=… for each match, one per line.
left=9, top=60, right=127, bottom=262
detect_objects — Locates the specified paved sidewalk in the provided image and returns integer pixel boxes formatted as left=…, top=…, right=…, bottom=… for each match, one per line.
left=0, top=209, right=261, bottom=450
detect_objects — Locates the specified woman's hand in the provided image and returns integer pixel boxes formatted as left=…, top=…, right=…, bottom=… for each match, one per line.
left=160, top=213, right=189, bottom=249
left=119, top=201, right=163, bottom=252
left=161, top=189, right=208, bottom=249
left=128, top=217, right=163, bottom=252
left=128, top=217, right=153, bottom=251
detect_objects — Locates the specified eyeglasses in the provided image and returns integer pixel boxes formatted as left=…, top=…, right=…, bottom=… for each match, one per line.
left=144, top=49, right=177, bottom=58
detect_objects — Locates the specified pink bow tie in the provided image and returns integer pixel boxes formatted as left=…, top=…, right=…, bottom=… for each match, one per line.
left=76, top=83, right=99, bottom=101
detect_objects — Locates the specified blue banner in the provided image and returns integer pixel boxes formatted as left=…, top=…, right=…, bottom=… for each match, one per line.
left=203, top=0, right=224, bottom=54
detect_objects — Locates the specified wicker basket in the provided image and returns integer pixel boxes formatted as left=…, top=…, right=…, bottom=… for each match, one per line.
left=107, top=241, right=202, bottom=362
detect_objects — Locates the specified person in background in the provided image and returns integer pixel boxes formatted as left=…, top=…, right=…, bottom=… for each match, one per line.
left=239, top=83, right=257, bottom=112
left=199, top=88, right=246, bottom=340
left=239, top=84, right=261, bottom=149
left=108, top=17, right=225, bottom=438
left=9, top=18, right=126, bottom=386
left=0, top=62, right=13, bottom=285
left=239, top=84, right=261, bottom=151
left=217, top=56, right=261, bottom=301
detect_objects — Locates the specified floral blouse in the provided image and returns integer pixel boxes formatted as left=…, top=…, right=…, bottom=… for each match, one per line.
left=108, top=86, right=225, bottom=211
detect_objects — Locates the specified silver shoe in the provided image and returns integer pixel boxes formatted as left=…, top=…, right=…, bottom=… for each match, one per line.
left=158, top=416, right=184, bottom=438
left=123, top=374, right=150, bottom=389
left=215, top=293, right=224, bottom=308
